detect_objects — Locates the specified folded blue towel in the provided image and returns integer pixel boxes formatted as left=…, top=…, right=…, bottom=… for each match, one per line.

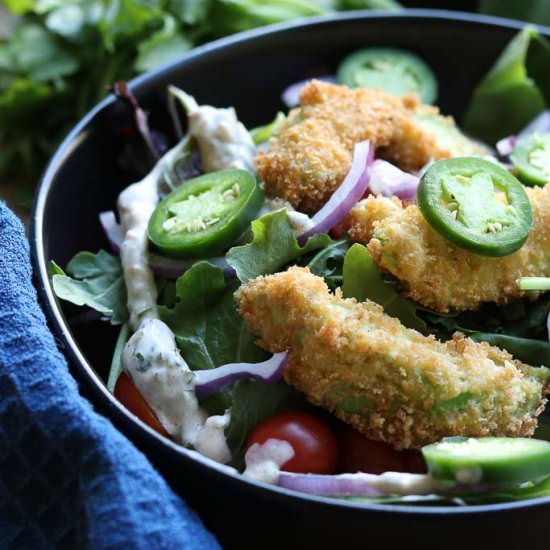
left=0, top=202, right=220, bottom=549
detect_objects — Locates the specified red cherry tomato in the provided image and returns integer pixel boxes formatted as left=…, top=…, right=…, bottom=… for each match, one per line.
left=329, top=223, right=346, bottom=239
left=115, top=372, right=169, bottom=437
left=246, top=412, right=339, bottom=474
left=336, top=423, right=406, bottom=474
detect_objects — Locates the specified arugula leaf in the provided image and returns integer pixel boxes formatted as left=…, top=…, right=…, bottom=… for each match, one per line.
left=463, top=27, right=550, bottom=143
left=306, top=238, right=350, bottom=290
left=342, top=243, right=426, bottom=331
left=226, top=210, right=332, bottom=283
left=51, top=250, right=128, bottom=325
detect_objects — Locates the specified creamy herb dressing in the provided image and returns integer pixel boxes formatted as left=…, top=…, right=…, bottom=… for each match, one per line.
left=118, top=141, right=186, bottom=330
left=117, top=95, right=259, bottom=462
left=122, top=318, right=207, bottom=445
left=173, top=88, right=256, bottom=173
left=195, top=411, right=232, bottom=464
left=259, top=196, right=314, bottom=235
left=243, top=439, right=295, bottom=484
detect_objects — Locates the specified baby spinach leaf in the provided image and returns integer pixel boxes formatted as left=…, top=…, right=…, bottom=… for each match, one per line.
left=342, top=243, right=426, bottom=331
left=466, top=332, right=550, bottom=368
left=51, top=250, right=128, bottom=325
left=159, top=262, right=263, bottom=372
left=226, top=210, right=331, bottom=283
left=463, top=27, right=550, bottom=143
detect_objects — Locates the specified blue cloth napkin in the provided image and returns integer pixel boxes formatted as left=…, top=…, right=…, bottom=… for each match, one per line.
left=0, top=202, right=221, bottom=549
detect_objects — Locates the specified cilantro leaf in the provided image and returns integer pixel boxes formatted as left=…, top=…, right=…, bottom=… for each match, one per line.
left=51, top=250, right=128, bottom=325
left=226, top=210, right=332, bottom=283
left=342, top=243, right=426, bottom=332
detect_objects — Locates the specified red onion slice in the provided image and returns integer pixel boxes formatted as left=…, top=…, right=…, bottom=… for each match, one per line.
left=281, top=75, right=336, bottom=109
left=299, top=140, right=373, bottom=242
left=496, top=136, right=517, bottom=157
left=369, top=159, right=419, bottom=200
left=194, top=352, right=288, bottom=400
left=278, top=472, right=384, bottom=496
left=277, top=471, right=450, bottom=497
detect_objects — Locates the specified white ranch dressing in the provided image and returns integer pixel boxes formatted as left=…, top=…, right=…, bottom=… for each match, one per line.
left=171, top=87, right=256, bottom=173
left=259, top=196, right=314, bottom=235
left=243, top=439, right=295, bottom=484
left=118, top=95, right=256, bottom=462
left=122, top=318, right=207, bottom=446
left=118, top=141, right=186, bottom=331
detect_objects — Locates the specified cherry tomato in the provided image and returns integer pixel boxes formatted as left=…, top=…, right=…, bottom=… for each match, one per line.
left=246, top=412, right=339, bottom=474
left=336, top=423, right=406, bottom=474
left=114, top=372, right=169, bottom=437
left=330, top=223, right=346, bottom=239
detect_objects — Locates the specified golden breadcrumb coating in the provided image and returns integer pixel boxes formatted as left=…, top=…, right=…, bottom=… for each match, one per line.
left=235, top=267, right=549, bottom=449
left=346, top=184, right=550, bottom=313
left=255, top=80, right=486, bottom=213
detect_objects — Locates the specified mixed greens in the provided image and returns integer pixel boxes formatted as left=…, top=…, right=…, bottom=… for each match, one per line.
left=50, top=26, right=550, bottom=505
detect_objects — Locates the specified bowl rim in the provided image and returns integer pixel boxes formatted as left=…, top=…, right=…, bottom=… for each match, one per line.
left=30, top=8, right=550, bottom=516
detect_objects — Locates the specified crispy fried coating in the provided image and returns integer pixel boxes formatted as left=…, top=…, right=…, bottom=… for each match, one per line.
left=346, top=184, right=550, bottom=313
left=235, top=267, right=549, bottom=449
left=255, top=81, right=486, bottom=213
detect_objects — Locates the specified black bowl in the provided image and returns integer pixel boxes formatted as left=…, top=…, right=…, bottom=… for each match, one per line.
left=31, top=10, right=550, bottom=550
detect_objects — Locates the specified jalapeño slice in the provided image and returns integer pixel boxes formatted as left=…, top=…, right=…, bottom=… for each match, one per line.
left=423, top=437, right=550, bottom=485
left=511, top=132, right=550, bottom=187
left=148, top=169, right=263, bottom=258
left=417, top=158, right=532, bottom=257
left=337, top=47, right=437, bottom=104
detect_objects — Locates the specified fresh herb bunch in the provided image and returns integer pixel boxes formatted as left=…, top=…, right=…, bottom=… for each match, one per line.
left=0, top=0, right=400, bottom=195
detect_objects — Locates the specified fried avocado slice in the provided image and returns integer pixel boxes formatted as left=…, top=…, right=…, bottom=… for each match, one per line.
left=235, top=267, right=549, bottom=449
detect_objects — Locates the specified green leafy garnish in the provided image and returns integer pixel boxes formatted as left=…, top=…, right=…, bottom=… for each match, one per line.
left=0, top=0, right=402, bottom=192
left=342, top=243, right=426, bottom=331
left=51, top=250, right=128, bottom=325
left=463, top=27, right=550, bottom=143
left=226, top=210, right=331, bottom=283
